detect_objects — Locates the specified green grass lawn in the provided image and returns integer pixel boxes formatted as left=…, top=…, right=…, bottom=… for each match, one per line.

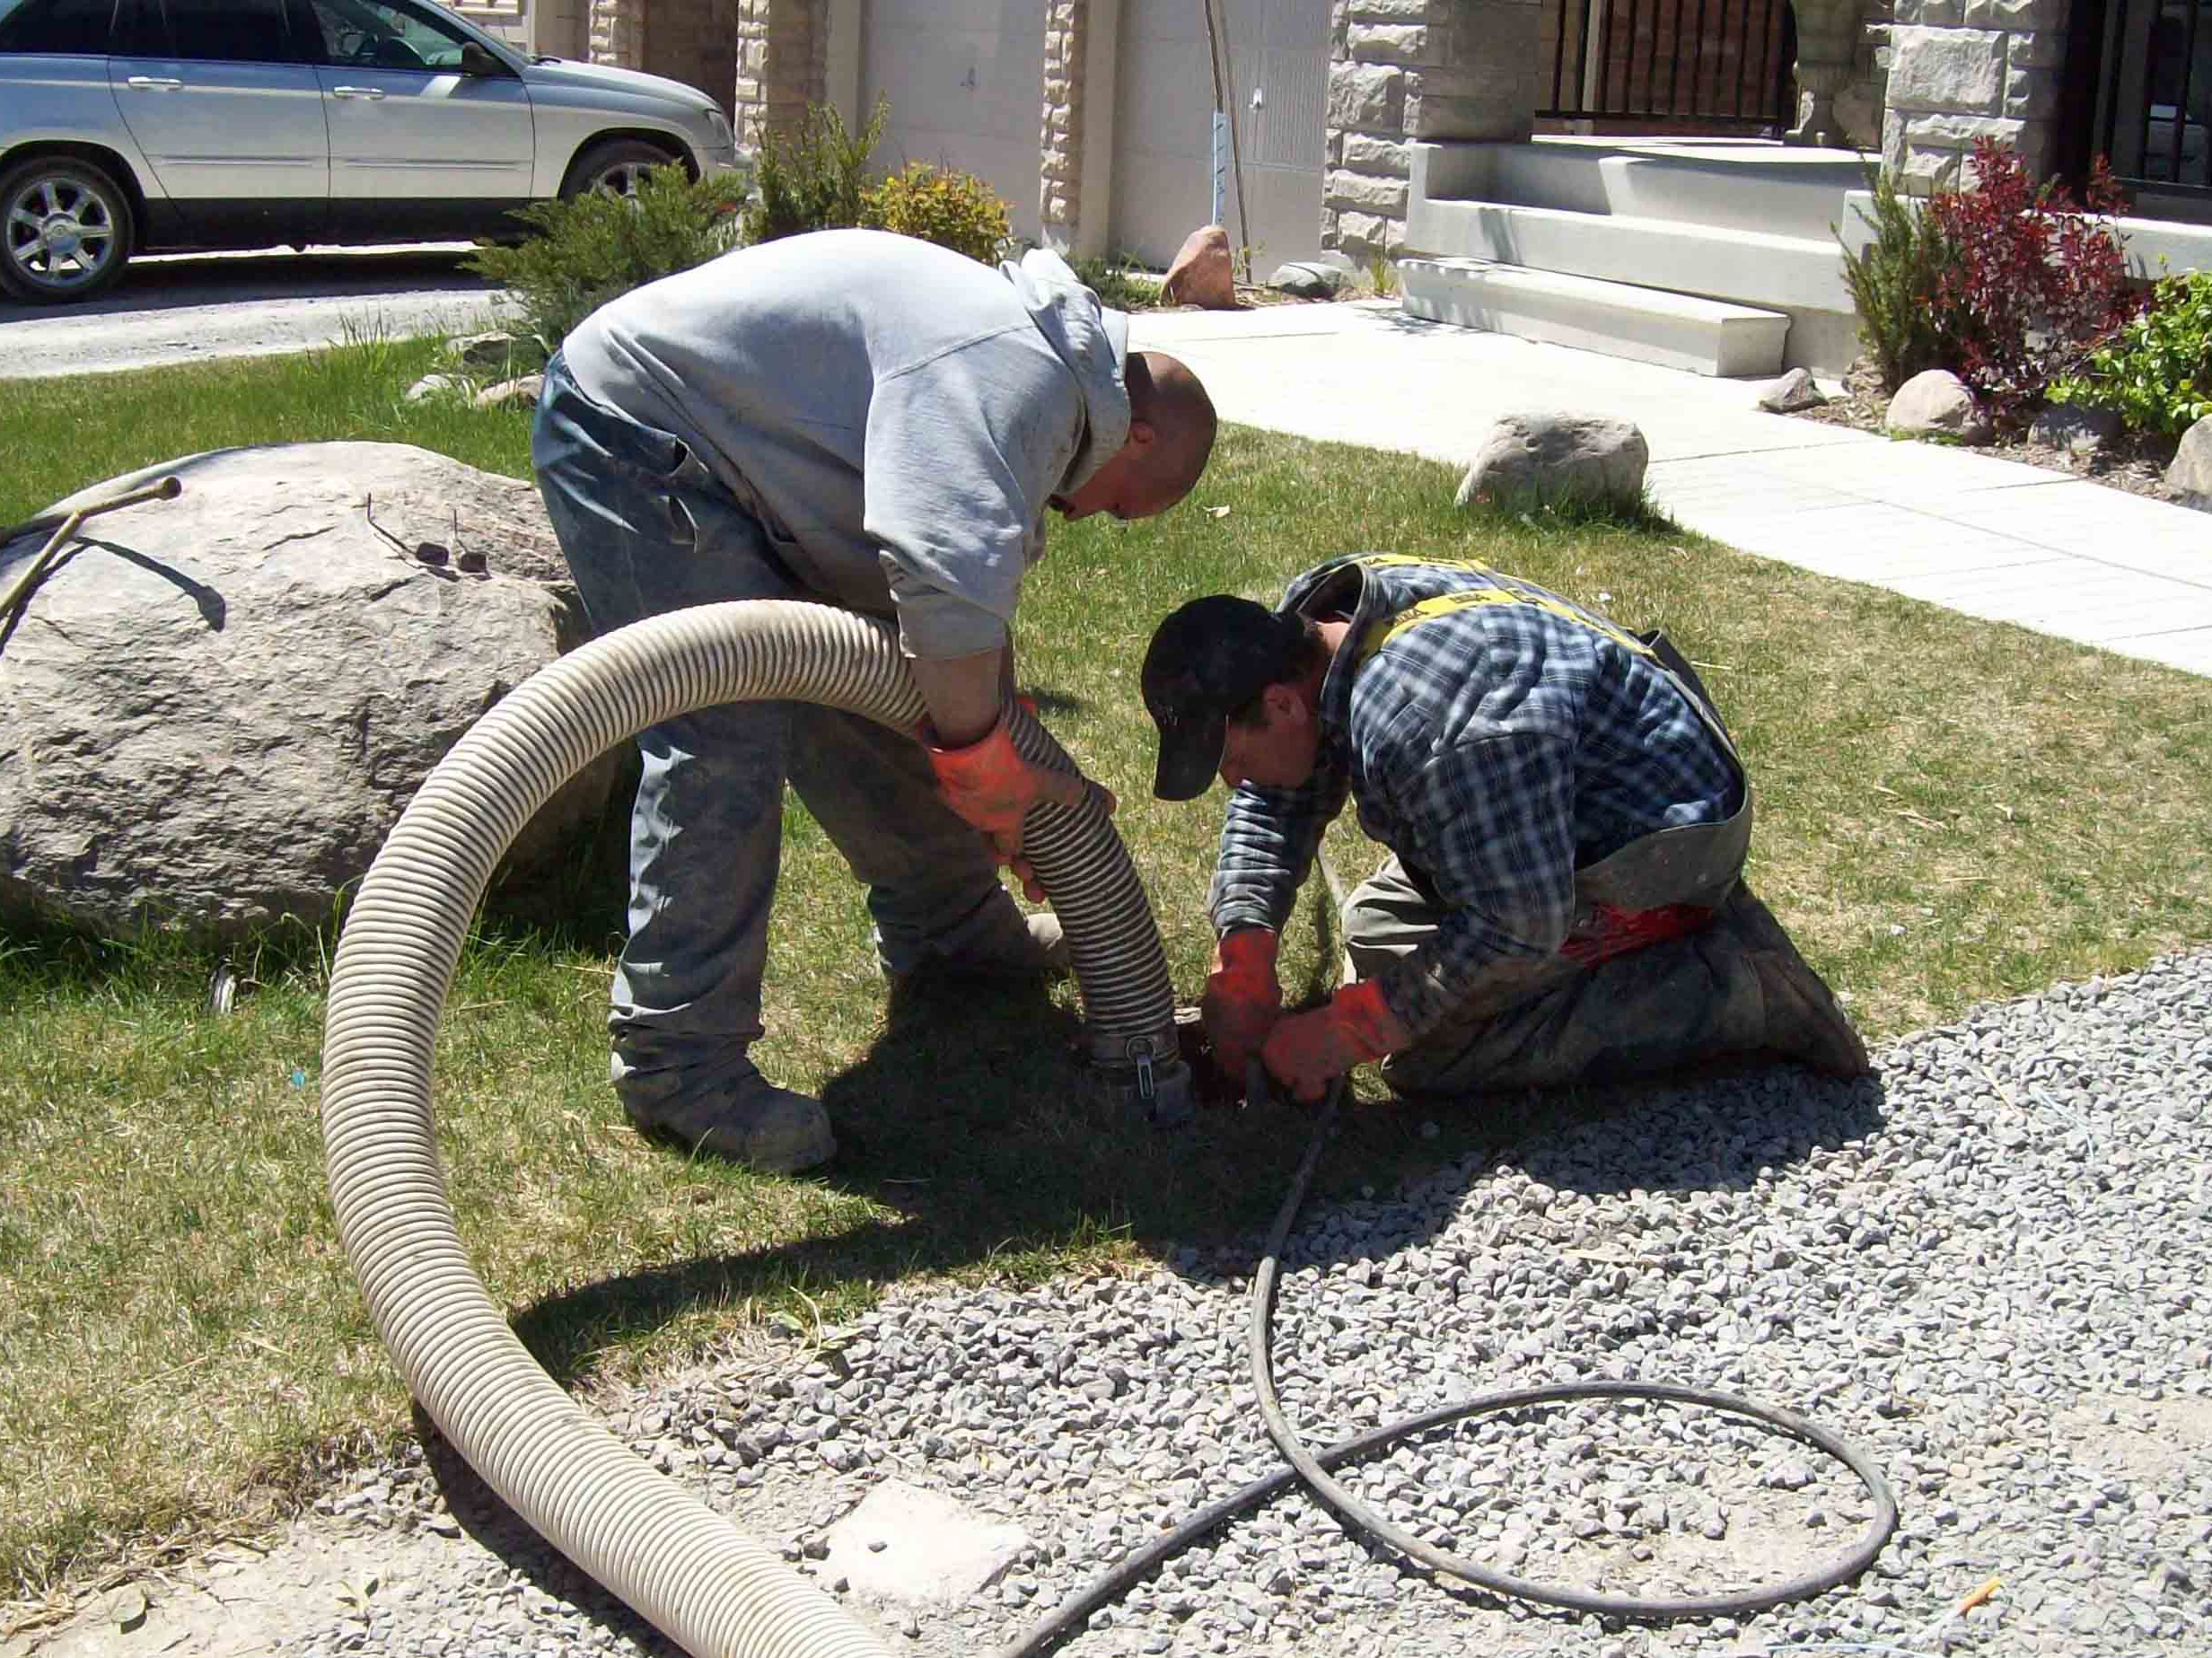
left=3, top=337, right=2209, bottom=1615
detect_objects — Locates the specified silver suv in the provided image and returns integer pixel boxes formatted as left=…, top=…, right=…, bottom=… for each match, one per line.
left=0, top=0, right=741, bottom=303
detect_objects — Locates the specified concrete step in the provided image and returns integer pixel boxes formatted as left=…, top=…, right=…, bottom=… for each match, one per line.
left=1398, top=257, right=1790, bottom=377
left=1441, top=137, right=1871, bottom=242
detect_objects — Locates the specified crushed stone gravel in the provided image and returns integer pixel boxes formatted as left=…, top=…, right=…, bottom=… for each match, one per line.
left=242, top=952, right=2212, bottom=1656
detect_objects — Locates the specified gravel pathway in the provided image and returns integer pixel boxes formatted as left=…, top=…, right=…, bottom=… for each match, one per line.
left=259, top=951, right=2210, bottom=1657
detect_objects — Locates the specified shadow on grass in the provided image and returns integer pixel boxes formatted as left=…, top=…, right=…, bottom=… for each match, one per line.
left=509, top=944, right=1889, bottom=1394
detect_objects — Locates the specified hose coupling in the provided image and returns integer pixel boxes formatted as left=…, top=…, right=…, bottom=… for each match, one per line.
left=1089, top=1030, right=1195, bottom=1127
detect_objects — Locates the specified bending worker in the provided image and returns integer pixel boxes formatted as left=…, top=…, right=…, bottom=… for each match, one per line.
left=534, top=229, right=1217, bottom=1173
left=1142, top=553, right=1869, bottom=1104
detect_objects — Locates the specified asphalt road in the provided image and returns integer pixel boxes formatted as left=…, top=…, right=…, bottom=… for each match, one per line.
left=0, top=243, right=514, bottom=380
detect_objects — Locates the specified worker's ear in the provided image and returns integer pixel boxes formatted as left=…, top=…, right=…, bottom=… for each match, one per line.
left=1123, top=418, right=1156, bottom=452
left=1261, top=681, right=1302, bottom=726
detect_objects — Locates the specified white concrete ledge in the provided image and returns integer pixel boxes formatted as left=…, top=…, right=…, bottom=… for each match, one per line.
left=1398, top=257, right=1790, bottom=378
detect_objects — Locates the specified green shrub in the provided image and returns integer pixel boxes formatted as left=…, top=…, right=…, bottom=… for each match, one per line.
left=1837, top=163, right=1953, bottom=393
left=2050, top=268, right=2212, bottom=437
left=742, top=98, right=886, bottom=246
left=862, top=161, right=1011, bottom=264
left=1067, top=254, right=1161, bottom=311
left=464, top=162, right=745, bottom=362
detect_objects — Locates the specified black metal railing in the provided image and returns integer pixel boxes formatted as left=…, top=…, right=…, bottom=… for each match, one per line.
left=1538, top=0, right=1796, bottom=131
left=2095, top=0, right=2212, bottom=212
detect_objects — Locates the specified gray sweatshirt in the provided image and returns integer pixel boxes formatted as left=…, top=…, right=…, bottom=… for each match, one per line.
left=560, top=228, right=1131, bottom=661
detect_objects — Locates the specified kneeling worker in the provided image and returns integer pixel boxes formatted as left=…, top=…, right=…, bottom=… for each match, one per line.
left=1142, top=553, right=1870, bottom=1103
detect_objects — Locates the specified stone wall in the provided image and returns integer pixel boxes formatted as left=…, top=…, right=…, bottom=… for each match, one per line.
left=1883, top=0, right=2066, bottom=191
left=1323, top=0, right=1541, bottom=258
left=733, top=0, right=828, bottom=145
left=1040, top=0, right=1087, bottom=247
left=586, top=0, right=642, bottom=66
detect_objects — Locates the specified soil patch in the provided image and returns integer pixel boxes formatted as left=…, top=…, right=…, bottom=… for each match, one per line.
left=1795, top=364, right=2190, bottom=505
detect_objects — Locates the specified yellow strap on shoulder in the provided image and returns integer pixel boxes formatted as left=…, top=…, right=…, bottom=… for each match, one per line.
left=1349, top=556, right=1654, bottom=665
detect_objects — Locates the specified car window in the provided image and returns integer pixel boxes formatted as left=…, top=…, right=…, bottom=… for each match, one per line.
left=160, top=0, right=296, bottom=63
left=0, top=0, right=117, bottom=54
left=302, top=0, right=472, bottom=71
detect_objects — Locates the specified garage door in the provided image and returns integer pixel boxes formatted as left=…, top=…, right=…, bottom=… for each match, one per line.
left=860, top=0, right=1046, bottom=244
left=1110, top=0, right=1329, bottom=271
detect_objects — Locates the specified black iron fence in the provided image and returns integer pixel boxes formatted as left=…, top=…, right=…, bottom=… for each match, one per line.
left=2095, top=0, right=2212, bottom=215
left=1538, top=0, right=1796, bottom=131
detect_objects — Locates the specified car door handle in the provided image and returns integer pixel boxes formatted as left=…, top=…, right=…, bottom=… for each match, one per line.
left=124, top=75, right=184, bottom=90
left=329, top=85, right=387, bottom=100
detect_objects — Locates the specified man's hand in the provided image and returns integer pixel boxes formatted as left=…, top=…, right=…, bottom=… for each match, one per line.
left=1260, top=979, right=1409, bottom=1102
left=1202, top=928, right=1282, bottom=1081
left=924, top=712, right=1110, bottom=867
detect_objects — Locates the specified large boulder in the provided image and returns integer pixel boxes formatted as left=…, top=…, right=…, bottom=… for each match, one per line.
left=0, top=442, right=623, bottom=941
left=2166, top=414, right=2212, bottom=511
left=1887, top=369, right=1992, bottom=444
left=1454, top=413, right=1650, bottom=512
left=1161, top=224, right=1238, bottom=310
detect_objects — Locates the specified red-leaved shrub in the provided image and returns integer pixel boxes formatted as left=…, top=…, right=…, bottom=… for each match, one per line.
left=1923, top=138, right=2143, bottom=424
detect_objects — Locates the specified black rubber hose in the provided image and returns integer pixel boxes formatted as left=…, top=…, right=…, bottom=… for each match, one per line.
left=997, top=1083, right=1899, bottom=1656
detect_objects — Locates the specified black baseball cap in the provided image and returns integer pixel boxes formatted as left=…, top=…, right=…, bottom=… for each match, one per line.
left=1141, top=594, right=1307, bottom=800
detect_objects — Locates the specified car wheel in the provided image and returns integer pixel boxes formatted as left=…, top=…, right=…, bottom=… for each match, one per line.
left=564, top=138, right=680, bottom=201
left=0, top=156, right=136, bottom=304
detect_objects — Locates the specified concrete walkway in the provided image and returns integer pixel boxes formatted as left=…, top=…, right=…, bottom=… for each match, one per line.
left=1129, top=301, right=2212, bottom=678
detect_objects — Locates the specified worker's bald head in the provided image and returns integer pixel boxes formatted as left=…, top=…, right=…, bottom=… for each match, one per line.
left=1124, top=352, right=1216, bottom=512
left=1048, top=352, right=1218, bottom=522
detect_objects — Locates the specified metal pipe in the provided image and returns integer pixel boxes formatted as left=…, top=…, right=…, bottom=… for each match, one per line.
left=0, top=473, right=181, bottom=626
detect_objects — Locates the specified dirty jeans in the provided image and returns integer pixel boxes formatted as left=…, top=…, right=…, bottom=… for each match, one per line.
left=1343, top=855, right=1769, bottom=1098
left=531, top=353, right=1015, bottom=1111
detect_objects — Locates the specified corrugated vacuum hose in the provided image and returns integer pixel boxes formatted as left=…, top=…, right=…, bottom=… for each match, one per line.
left=320, top=600, right=1190, bottom=1658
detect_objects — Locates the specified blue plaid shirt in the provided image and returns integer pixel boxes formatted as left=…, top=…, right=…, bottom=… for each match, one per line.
left=1208, top=555, right=1744, bottom=1038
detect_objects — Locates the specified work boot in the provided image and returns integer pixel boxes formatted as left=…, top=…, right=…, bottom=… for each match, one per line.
left=1725, top=886, right=1872, bottom=1079
left=882, top=904, right=1070, bottom=988
left=622, top=1066, right=836, bottom=1173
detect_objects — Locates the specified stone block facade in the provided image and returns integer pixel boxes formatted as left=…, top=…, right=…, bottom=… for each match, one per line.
left=588, top=0, right=811, bottom=138
left=732, top=0, right=828, bottom=145
left=1323, top=0, right=1542, bottom=258
left=1040, top=0, right=1088, bottom=246
left=586, top=0, right=643, bottom=66
left=1883, top=0, right=2067, bottom=190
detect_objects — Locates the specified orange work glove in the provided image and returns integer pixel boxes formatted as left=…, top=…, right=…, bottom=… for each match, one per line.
left=923, top=710, right=1098, bottom=864
left=1260, top=979, right=1409, bottom=1102
left=1201, top=928, right=1283, bottom=1081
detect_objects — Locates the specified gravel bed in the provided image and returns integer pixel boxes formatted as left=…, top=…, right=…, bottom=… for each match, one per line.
left=297, top=951, right=2212, bottom=1658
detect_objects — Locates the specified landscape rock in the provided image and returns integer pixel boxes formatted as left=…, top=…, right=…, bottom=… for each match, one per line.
left=1268, top=260, right=1346, bottom=300
left=1454, top=412, right=1650, bottom=511
left=1887, top=369, right=1992, bottom=444
left=448, top=331, right=520, bottom=371
left=2165, top=413, right=2212, bottom=509
left=475, top=374, right=545, bottom=410
left=0, top=443, right=619, bottom=941
left=2030, top=401, right=2126, bottom=456
left=1757, top=367, right=1827, bottom=414
left=1161, top=224, right=1238, bottom=310
left=816, top=1481, right=1031, bottom=1606
left=403, top=373, right=466, bottom=403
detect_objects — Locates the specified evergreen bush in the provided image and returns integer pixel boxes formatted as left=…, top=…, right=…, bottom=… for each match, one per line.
left=464, top=162, right=745, bottom=362
left=1837, top=162, right=1953, bottom=393
left=741, top=98, right=886, bottom=246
